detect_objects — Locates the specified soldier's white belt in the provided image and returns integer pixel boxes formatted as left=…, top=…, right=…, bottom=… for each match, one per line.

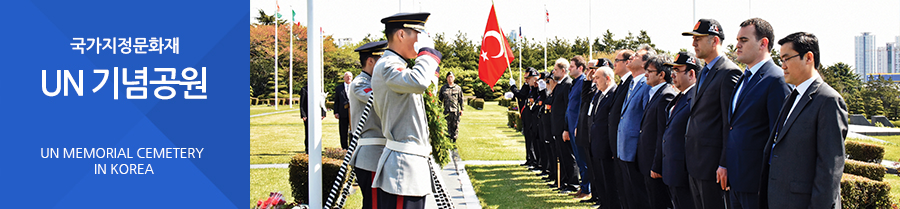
left=358, top=138, right=387, bottom=146
left=385, top=140, right=432, bottom=157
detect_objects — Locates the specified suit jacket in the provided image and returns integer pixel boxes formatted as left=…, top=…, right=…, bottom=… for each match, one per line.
left=576, top=80, right=596, bottom=148
left=334, top=82, right=351, bottom=119
left=616, top=75, right=649, bottom=162
left=590, top=85, right=617, bottom=160
left=658, top=87, right=694, bottom=187
left=510, top=84, right=530, bottom=113
left=299, top=87, right=326, bottom=120
left=608, top=75, right=634, bottom=159
left=684, top=57, right=742, bottom=180
left=725, top=60, right=790, bottom=193
left=638, top=83, right=676, bottom=174
left=550, top=76, right=573, bottom=140
left=759, top=78, right=847, bottom=209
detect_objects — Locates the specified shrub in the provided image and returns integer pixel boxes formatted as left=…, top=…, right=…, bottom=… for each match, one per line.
left=846, top=140, right=885, bottom=163
left=840, top=173, right=893, bottom=209
left=325, top=101, right=334, bottom=110
left=288, top=153, right=348, bottom=205
left=507, top=111, right=518, bottom=128
left=844, top=159, right=886, bottom=181
left=499, top=98, right=509, bottom=107
left=472, top=98, right=485, bottom=110
left=508, top=101, right=519, bottom=111
left=515, top=112, right=523, bottom=132
left=892, top=120, right=900, bottom=128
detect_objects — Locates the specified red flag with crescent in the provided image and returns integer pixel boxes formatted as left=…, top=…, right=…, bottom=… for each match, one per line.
left=478, top=4, right=515, bottom=89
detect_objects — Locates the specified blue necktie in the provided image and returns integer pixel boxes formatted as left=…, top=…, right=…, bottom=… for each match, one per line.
left=697, top=66, right=710, bottom=89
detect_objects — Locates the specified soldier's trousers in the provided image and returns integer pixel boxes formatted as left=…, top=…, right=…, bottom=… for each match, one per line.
left=446, top=112, right=460, bottom=142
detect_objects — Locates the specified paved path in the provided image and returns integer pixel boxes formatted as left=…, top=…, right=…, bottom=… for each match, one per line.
left=849, top=124, right=900, bottom=136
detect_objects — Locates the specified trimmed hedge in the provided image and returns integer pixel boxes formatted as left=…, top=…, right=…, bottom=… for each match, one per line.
left=472, top=98, right=485, bottom=110
left=846, top=140, right=885, bottom=163
left=499, top=98, right=510, bottom=107
left=288, top=152, right=348, bottom=205
left=845, top=159, right=886, bottom=181
left=840, top=173, right=893, bottom=209
left=507, top=111, right=519, bottom=128
left=515, top=112, right=523, bottom=132
left=508, top=101, right=519, bottom=111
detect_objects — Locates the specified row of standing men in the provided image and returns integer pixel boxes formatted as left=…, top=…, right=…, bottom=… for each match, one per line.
left=511, top=17, right=848, bottom=209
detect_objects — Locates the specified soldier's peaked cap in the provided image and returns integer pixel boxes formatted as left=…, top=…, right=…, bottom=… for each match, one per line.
left=354, top=41, right=388, bottom=57
left=381, top=12, right=430, bottom=34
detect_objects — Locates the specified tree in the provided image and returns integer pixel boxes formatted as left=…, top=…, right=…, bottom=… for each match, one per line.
left=254, top=9, right=287, bottom=26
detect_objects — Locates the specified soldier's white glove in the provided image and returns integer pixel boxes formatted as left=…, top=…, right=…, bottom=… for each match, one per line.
left=414, top=33, right=435, bottom=52
left=509, top=78, right=516, bottom=86
left=537, top=79, right=547, bottom=91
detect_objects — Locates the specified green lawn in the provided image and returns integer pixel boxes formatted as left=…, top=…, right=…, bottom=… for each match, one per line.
left=250, top=168, right=362, bottom=208
left=467, top=164, right=595, bottom=209
left=870, top=135, right=900, bottom=162
left=456, top=101, right=526, bottom=161
left=250, top=105, right=299, bottom=116
left=250, top=108, right=344, bottom=164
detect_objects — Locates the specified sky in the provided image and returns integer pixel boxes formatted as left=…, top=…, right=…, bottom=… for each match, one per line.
left=250, top=0, right=900, bottom=67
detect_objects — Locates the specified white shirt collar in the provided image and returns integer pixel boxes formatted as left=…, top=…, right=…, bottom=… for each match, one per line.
left=681, top=84, right=695, bottom=94
left=649, top=82, right=667, bottom=98
left=746, top=57, right=770, bottom=75
left=794, top=73, right=819, bottom=96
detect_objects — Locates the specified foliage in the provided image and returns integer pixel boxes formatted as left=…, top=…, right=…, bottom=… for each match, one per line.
left=288, top=153, right=345, bottom=205
left=841, top=173, right=893, bottom=209
left=846, top=140, right=886, bottom=163
left=845, top=159, right=887, bottom=181
left=424, top=84, right=454, bottom=167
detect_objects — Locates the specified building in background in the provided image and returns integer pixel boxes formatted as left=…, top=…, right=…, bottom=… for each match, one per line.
left=856, top=32, right=876, bottom=75
left=877, top=42, right=896, bottom=74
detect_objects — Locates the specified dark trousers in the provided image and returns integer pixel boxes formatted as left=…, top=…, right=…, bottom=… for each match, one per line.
left=446, top=112, right=460, bottom=142
left=523, top=124, right=537, bottom=165
left=540, top=136, right=553, bottom=174
left=729, top=191, right=760, bottom=209
left=377, top=189, right=425, bottom=209
left=669, top=185, right=696, bottom=209
left=572, top=141, right=591, bottom=193
left=530, top=128, right=543, bottom=168
left=688, top=175, right=726, bottom=209
left=304, top=119, right=310, bottom=153
left=355, top=169, right=376, bottom=209
left=644, top=174, right=672, bottom=209
left=339, top=116, right=349, bottom=149
left=590, top=155, right=620, bottom=209
left=547, top=139, right=559, bottom=184
left=617, top=159, right=650, bottom=209
left=555, top=137, right=579, bottom=187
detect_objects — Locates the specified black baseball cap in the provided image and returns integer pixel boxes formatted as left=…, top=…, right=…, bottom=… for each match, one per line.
left=540, top=72, right=550, bottom=80
left=525, top=68, right=539, bottom=77
left=381, top=12, right=430, bottom=34
left=664, top=51, right=701, bottom=70
left=589, top=58, right=614, bottom=69
left=682, top=19, right=724, bottom=40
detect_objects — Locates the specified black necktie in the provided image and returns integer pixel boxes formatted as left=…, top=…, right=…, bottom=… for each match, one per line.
left=774, top=89, right=800, bottom=141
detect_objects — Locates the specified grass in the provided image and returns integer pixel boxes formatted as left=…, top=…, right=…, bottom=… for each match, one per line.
left=884, top=174, right=900, bottom=204
left=466, top=164, right=595, bottom=209
left=250, top=107, right=344, bottom=164
left=250, top=105, right=299, bottom=116
left=250, top=168, right=362, bottom=207
left=456, top=101, right=526, bottom=161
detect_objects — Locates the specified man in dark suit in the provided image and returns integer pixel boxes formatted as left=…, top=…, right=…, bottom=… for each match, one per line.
left=549, top=58, right=579, bottom=193
left=300, top=86, right=326, bottom=154
left=334, top=72, right=353, bottom=150
left=681, top=18, right=742, bottom=209
left=587, top=64, right=621, bottom=208
left=608, top=49, right=634, bottom=207
left=639, top=54, right=676, bottom=209
left=511, top=68, right=540, bottom=169
left=538, top=72, right=558, bottom=185
left=724, top=18, right=791, bottom=209
left=656, top=51, right=700, bottom=209
left=616, top=45, right=655, bottom=209
left=760, top=32, right=847, bottom=209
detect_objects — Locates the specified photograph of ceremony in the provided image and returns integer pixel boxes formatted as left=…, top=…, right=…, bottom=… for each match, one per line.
left=249, top=0, right=900, bottom=208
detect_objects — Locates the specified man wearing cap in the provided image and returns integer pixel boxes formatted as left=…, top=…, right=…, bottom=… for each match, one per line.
left=370, top=12, right=443, bottom=209
left=681, top=19, right=742, bottom=209
left=510, top=68, right=541, bottom=169
left=657, top=51, right=700, bottom=209
left=607, top=49, right=634, bottom=207
left=335, top=72, right=354, bottom=150
left=439, top=72, right=464, bottom=143
left=616, top=44, right=655, bottom=209
left=723, top=18, right=790, bottom=209
left=760, top=31, right=846, bottom=209
left=348, top=41, right=388, bottom=209
left=586, top=60, right=621, bottom=208
left=536, top=72, right=556, bottom=181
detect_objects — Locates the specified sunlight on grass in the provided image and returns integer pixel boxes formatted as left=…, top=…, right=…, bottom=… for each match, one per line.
left=467, top=164, right=596, bottom=209
left=457, top=101, right=526, bottom=161
left=251, top=109, right=344, bottom=164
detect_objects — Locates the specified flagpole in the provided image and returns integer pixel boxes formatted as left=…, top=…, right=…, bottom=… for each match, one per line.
left=289, top=6, right=294, bottom=109
left=494, top=4, right=514, bottom=88
left=588, top=0, right=592, bottom=61
left=518, top=26, right=522, bottom=87
left=275, top=3, right=279, bottom=110
left=544, top=5, right=547, bottom=73
left=307, top=0, right=323, bottom=208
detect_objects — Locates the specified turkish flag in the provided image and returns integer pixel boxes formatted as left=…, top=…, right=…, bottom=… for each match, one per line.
left=478, top=5, right=515, bottom=89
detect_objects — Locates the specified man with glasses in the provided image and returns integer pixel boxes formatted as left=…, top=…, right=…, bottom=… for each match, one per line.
left=681, top=19, right=742, bottom=209
left=659, top=51, right=701, bottom=209
left=759, top=32, right=847, bottom=209
left=607, top=49, right=634, bottom=207
left=616, top=44, right=655, bottom=209
left=639, top=54, right=676, bottom=209
left=724, top=18, right=791, bottom=209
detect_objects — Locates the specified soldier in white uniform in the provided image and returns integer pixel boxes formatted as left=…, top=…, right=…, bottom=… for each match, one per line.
left=348, top=40, right=388, bottom=209
left=370, top=12, right=443, bottom=209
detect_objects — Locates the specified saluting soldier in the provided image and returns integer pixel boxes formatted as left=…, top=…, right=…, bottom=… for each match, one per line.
left=348, top=40, right=388, bottom=209
left=439, top=71, right=464, bottom=142
left=370, top=12, right=444, bottom=209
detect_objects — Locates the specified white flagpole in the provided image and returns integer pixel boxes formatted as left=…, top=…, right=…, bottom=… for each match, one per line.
left=307, top=0, right=323, bottom=208
left=518, top=26, right=522, bottom=86
left=289, top=6, right=294, bottom=109
left=544, top=5, right=547, bottom=73
left=589, top=0, right=592, bottom=61
left=275, top=4, right=279, bottom=110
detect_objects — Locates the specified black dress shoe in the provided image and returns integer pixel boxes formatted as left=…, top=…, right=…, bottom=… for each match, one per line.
left=580, top=197, right=598, bottom=203
left=520, top=163, right=530, bottom=166
left=558, top=186, right=578, bottom=193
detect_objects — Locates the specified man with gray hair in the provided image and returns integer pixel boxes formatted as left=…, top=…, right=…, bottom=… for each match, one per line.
left=335, top=71, right=354, bottom=149
left=548, top=57, right=579, bottom=193
left=615, top=44, right=655, bottom=209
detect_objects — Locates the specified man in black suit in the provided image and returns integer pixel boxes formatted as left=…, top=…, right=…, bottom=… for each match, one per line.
left=639, top=54, right=676, bottom=209
left=334, top=72, right=353, bottom=150
left=586, top=63, right=620, bottom=208
left=656, top=51, right=700, bottom=209
left=511, top=68, right=540, bottom=168
left=300, top=86, right=326, bottom=154
left=724, top=18, right=791, bottom=209
left=549, top=58, right=579, bottom=193
left=681, top=19, right=742, bottom=209
left=607, top=49, right=634, bottom=207
left=760, top=32, right=847, bottom=209
left=537, top=72, right=558, bottom=184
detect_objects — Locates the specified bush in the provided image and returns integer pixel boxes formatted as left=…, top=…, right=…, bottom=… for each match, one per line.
left=846, top=140, right=885, bottom=163
left=472, top=98, right=484, bottom=110
left=508, top=101, right=519, bottom=111
left=892, top=120, right=900, bottom=128
left=467, top=97, right=475, bottom=105
left=507, top=111, right=518, bottom=128
left=840, top=173, right=893, bottom=209
left=288, top=153, right=348, bottom=205
left=499, top=98, right=510, bottom=107
left=515, top=112, right=524, bottom=132
left=325, top=101, right=334, bottom=110
left=844, top=159, right=887, bottom=181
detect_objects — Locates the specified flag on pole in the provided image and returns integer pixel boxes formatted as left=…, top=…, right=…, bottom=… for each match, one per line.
left=292, top=9, right=296, bottom=22
left=518, top=26, right=522, bottom=38
left=276, top=0, right=282, bottom=18
left=545, top=8, right=549, bottom=22
left=478, top=4, right=515, bottom=89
